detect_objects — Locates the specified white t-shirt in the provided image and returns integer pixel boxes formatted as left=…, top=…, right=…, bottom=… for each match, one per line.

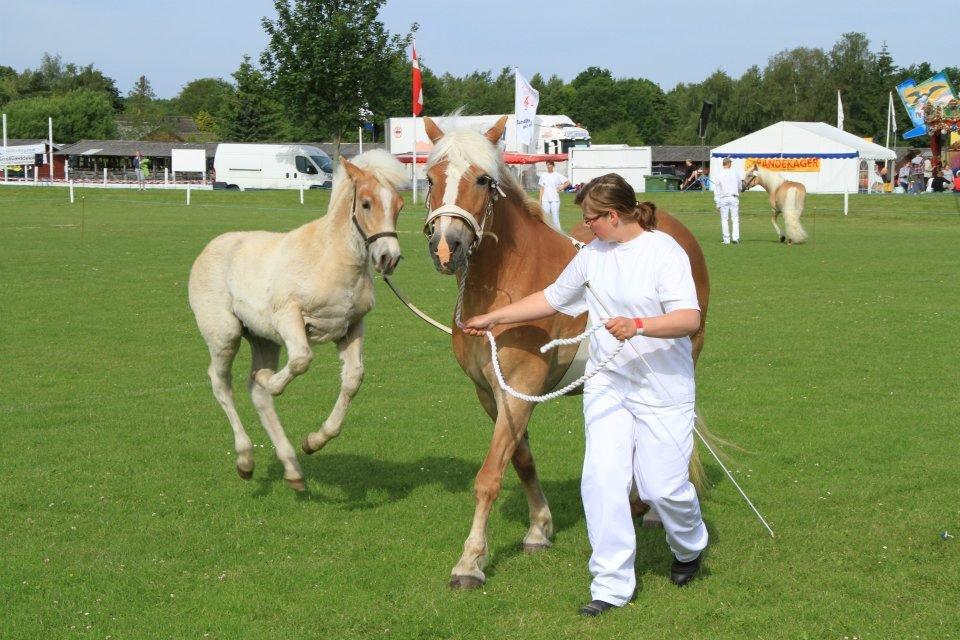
left=538, top=172, right=569, bottom=202
left=713, top=167, right=742, bottom=202
left=544, top=230, right=699, bottom=406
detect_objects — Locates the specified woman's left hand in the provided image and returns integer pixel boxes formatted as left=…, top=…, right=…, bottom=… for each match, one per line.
left=604, top=316, right=637, bottom=341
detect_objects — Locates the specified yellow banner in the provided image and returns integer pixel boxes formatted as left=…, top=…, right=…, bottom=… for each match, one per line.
left=745, top=157, right=821, bottom=172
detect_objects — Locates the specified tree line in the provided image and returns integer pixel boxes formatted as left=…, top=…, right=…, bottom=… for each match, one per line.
left=1, top=1, right=956, bottom=150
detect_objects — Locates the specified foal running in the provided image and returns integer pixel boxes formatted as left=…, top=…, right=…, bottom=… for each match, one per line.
left=188, top=150, right=407, bottom=490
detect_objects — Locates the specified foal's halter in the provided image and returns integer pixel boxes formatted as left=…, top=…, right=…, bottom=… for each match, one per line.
left=421, top=174, right=504, bottom=255
left=351, top=190, right=398, bottom=247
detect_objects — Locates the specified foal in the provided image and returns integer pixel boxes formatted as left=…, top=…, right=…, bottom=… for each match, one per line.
left=742, top=165, right=808, bottom=244
left=188, top=150, right=406, bottom=490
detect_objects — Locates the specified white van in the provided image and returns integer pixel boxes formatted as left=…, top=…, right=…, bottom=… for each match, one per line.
left=213, top=143, right=333, bottom=190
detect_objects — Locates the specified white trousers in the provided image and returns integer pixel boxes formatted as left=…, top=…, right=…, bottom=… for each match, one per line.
left=581, top=390, right=708, bottom=605
left=542, top=200, right=561, bottom=229
left=717, top=195, right=740, bottom=243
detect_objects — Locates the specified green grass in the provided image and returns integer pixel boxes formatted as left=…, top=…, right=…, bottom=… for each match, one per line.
left=1, top=185, right=958, bottom=639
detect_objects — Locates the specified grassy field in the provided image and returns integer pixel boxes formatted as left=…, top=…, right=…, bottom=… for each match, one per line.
left=1, top=185, right=958, bottom=639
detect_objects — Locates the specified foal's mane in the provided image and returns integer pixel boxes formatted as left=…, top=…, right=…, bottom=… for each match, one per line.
left=327, top=149, right=408, bottom=218
left=427, top=125, right=546, bottom=223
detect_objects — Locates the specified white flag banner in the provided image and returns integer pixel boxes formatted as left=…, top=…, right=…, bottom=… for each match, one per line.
left=837, top=90, right=844, bottom=131
left=889, top=91, right=897, bottom=133
left=514, top=68, right=539, bottom=149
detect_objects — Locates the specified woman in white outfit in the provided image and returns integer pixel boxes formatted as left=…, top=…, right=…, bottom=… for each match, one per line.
left=462, top=174, right=708, bottom=617
left=538, top=160, right=570, bottom=229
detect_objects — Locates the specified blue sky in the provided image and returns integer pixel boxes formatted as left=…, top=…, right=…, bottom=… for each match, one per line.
left=0, top=0, right=951, bottom=99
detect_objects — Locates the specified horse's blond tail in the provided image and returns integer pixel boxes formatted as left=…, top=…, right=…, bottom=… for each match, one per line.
left=783, top=187, right=808, bottom=244
left=688, top=410, right=740, bottom=494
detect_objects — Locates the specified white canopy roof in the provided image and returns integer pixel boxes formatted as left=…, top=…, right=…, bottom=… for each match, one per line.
left=712, top=121, right=896, bottom=161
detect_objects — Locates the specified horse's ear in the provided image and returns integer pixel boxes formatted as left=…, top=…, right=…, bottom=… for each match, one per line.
left=424, top=117, right=444, bottom=143
left=484, top=115, right=509, bottom=145
left=340, top=156, right=366, bottom=183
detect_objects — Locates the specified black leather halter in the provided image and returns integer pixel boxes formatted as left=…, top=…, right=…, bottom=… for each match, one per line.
left=352, top=191, right=398, bottom=247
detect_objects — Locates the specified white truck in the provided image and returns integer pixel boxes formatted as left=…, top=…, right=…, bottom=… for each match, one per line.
left=213, top=143, right=333, bottom=191
left=568, top=145, right=653, bottom=192
left=385, top=114, right=590, bottom=155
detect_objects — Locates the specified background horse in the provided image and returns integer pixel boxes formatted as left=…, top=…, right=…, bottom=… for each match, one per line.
left=742, top=165, right=808, bottom=244
left=422, top=115, right=711, bottom=589
left=189, top=150, right=406, bottom=491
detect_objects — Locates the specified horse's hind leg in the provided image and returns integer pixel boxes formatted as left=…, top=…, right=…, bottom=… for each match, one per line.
left=247, top=336, right=305, bottom=491
left=198, top=315, right=256, bottom=480
left=772, top=211, right=785, bottom=242
left=253, top=304, right=312, bottom=396
left=303, top=320, right=364, bottom=454
left=512, top=433, right=554, bottom=551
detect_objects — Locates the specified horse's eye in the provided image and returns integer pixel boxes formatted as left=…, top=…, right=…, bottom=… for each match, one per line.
left=362, top=201, right=371, bottom=210
left=477, top=176, right=490, bottom=186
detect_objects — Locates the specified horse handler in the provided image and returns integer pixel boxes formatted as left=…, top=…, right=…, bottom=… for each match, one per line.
left=714, top=157, right=741, bottom=244
left=462, top=174, right=708, bottom=617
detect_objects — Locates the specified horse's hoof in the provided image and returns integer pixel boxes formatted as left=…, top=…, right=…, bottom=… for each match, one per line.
left=521, top=542, right=551, bottom=554
left=237, top=466, right=254, bottom=480
left=286, top=477, right=307, bottom=492
left=302, top=437, right=317, bottom=455
left=449, top=574, right=484, bottom=590
left=779, top=236, right=786, bottom=243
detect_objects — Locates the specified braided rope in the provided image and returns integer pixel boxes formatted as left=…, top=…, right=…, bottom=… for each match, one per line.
left=455, top=264, right=622, bottom=404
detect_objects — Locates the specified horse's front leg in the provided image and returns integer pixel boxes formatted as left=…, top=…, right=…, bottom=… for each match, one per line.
left=254, top=304, right=313, bottom=396
left=303, top=320, right=364, bottom=454
left=475, top=386, right=554, bottom=553
left=451, top=393, right=534, bottom=589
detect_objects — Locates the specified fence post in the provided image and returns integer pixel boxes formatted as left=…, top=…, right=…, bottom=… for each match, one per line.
left=187, top=183, right=191, bottom=206
left=103, top=167, right=107, bottom=187
left=164, top=168, right=169, bottom=186
left=69, top=180, right=74, bottom=203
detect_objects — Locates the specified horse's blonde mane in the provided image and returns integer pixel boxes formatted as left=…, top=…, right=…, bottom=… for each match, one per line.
left=328, top=149, right=408, bottom=216
left=427, top=122, right=545, bottom=222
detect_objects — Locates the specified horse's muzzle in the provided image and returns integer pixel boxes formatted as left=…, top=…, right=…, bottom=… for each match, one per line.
left=427, top=228, right=470, bottom=275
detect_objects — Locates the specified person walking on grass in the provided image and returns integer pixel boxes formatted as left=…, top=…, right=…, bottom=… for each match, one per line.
left=713, top=157, right=742, bottom=244
left=462, top=173, right=708, bottom=617
left=538, top=160, right=570, bottom=230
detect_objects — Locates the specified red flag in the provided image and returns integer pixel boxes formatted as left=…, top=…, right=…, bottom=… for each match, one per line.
left=411, top=41, right=423, bottom=116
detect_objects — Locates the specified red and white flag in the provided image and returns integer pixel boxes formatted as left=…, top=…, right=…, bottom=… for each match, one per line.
left=411, top=41, right=423, bottom=116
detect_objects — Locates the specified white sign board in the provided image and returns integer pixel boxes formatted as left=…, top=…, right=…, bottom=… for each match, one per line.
left=1, top=143, right=45, bottom=167
left=172, top=148, right=206, bottom=173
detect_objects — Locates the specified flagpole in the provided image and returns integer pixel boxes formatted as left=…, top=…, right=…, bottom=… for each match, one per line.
left=411, top=39, right=419, bottom=205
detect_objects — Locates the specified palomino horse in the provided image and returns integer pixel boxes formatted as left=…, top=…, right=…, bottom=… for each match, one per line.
left=189, top=150, right=406, bottom=491
left=742, top=164, right=808, bottom=244
left=422, top=116, right=711, bottom=588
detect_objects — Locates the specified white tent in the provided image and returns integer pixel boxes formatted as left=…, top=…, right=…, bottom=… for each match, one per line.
left=710, top=121, right=896, bottom=194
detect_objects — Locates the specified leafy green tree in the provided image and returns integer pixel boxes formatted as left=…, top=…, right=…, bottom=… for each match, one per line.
left=175, top=78, right=235, bottom=118
left=217, top=55, right=286, bottom=142
left=260, top=0, right=415, bottom=156
left=124, top=75, right=161, bottom=138
left=4, top=89, right=117, bottom=141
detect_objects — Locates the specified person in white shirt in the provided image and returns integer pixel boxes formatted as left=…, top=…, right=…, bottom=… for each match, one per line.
left=713, top=157, right=742, bottom=244
left=538, top=160, right=570, bottom=229
left=462, top=173, right=707, bottom=617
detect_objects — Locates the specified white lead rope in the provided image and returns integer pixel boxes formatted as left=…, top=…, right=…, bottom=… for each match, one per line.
left=486, top=322, right=623, bottom=403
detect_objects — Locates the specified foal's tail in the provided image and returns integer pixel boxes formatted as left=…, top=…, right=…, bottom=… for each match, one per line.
left=783, top=187, right=808, bottom=244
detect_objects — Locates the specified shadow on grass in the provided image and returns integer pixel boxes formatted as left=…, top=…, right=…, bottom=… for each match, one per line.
left=251, top=453, right=478, bottom=507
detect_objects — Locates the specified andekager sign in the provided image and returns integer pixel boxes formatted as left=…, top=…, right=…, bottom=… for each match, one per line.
left=0, top=144, right=46, bottom=167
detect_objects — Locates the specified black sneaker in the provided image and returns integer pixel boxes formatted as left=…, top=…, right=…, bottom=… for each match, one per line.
left=670, top=552, right=703, bottom=586
left=579, top=599, right=617, bottom=617
left=732, top=240, right=739, bottom=244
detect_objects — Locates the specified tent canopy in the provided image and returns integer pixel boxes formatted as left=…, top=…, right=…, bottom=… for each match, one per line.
left=711, top=121, right=896, bottom=161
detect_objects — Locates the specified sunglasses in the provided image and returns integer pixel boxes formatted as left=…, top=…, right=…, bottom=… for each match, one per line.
left=582, top=212, right=610, bottom=225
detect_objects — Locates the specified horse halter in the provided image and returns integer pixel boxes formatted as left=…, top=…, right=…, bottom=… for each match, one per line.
left=422, top=174, right=504, bottom=255
left=351, top=190, right=398, bottom=247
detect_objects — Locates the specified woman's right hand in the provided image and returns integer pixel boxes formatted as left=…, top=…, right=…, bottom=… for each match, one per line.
left=461, top=313, right=497, bottom=336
